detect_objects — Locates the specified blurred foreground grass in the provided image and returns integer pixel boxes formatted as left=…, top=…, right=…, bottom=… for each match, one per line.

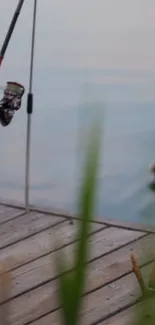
left=55, top=114, right=102, bottom=325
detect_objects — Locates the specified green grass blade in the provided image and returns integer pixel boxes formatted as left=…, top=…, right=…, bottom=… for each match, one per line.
left=71, top=115, right=102, bottom=324
left=134, top=297, right=155, bottom=325
left=55, top=248, right=75, bottom=325
left=55, top=114, right=102, bottom=325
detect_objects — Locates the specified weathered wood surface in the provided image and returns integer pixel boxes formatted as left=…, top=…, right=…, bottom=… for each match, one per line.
left=6, top=262, right=151, bottom=325
left=102, top=307, right=137, bottom=325
left=0, top=227, right=145, bottom=302
left=10, top=300, right=153, bottom=325
left=103, top=299, right=155, bottom=325
left=31, top=311, right=61, bottom=325
left=0, top=199, right=153, bottom=233
left=80, top=263, right=152, bottom=325
left=30, top=308, right=134, bottom=325
left=0, top=220, right=104, bottom=271
left=0, top=203, right=154, bottom=325
left=0, top=204, right=24, bottom=224
left=0, top=212, right=66, bottom=250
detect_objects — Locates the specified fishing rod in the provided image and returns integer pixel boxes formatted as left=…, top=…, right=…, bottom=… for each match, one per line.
left=0, top=0, right=25, bottom=67
left=0, top=0, right=37, bottom=211
left=25, top=0, right=38, bottom=213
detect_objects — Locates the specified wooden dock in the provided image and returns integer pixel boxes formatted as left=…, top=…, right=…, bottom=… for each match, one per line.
left=0, top=201, right=155, bottom=325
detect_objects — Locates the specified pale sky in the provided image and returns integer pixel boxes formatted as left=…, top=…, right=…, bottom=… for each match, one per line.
left=0, top=0, right=155, bottom=72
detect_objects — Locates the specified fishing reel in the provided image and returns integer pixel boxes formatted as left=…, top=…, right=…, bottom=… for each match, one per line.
left=0, top=81, right=25, bottom=126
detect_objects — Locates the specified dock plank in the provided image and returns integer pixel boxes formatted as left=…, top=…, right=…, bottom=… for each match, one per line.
left=85, top=233, right=154, bottom=293
left=30, top=306, right=142, bottom=325
left=28, top=307, right=136, bottom=325
left=0, top=212, right=66, bottom=249
left=103, top=298, right=155, bottom=325
left=30, top=307, right=134, bottom=325
left=30, top=311, right=61, bottom=325
left=0, top=220, right=104, bottom=271
left=1, top=263, right=152, bottom=325
left=6, top=228, right=147, bottom=300
left=80, top=263, right=152, bottom=325
left=29, top=304, right=145, bottom=325
left=0, top=205, right=23, bottom=224
left=102, top=306, right=138, bottom=325
left=0, top=201, right=153, bottom=325
left=0, top=228, right=145, bottom=324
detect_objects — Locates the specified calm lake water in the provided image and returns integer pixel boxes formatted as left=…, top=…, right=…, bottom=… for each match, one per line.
left=0, top=0, right=155, bottom=225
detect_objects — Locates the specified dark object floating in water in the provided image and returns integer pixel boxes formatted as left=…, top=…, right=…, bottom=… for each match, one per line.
left=148, top=164, right=155, bottom=192
left=148, top=182, right=155, bottom=191
left=149, top=164, right=155, bottom=174
left=0, top=81, right=25, bottom=126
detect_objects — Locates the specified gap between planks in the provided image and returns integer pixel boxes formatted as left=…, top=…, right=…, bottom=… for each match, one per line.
left=96, top=304, right=139, bottom=325
left=0, top=228, right=150, bottom=325
left=0, top=227, right=146, bottom=303
left=21, top=261, right=154, bottom=325
left=101, top=298, right=155, bottom=325
left=0, top=204, right=25, bottom=225
left=0, top=211, right=67, bottom=251
left=0, top=229, right=149, bottom=298
left=0, top=209, right=103, bottom=252
left=0, top=218, right=105, bottom=272
left=0, top=199, right=154, bottom=234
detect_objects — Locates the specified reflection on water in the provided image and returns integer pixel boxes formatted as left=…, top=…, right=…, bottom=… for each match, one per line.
left=1, top=71, right=155, bottom=225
